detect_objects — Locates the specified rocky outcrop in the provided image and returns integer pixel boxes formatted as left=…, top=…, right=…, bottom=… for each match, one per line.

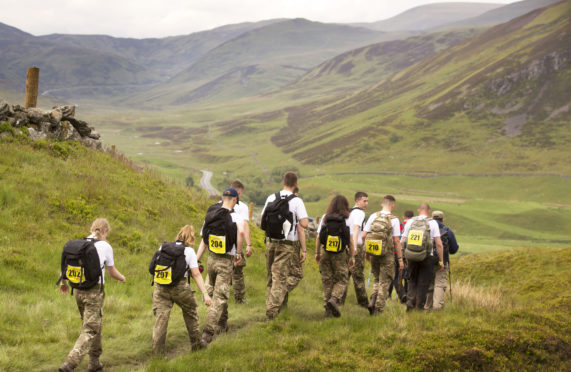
left=0, top=102, right=102, bottom=150
left=490, top=50, right=568, bottom=96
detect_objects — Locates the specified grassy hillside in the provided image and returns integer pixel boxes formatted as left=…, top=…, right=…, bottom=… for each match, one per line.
left=135, top=19, right=404, bottom=105
left=1, top=137, right=569, bottom=371
left=266, top=1, right=570, bottom=173
left=354, top=2, right=503, bottom=31
left=436, top=0, right=563, bottom=30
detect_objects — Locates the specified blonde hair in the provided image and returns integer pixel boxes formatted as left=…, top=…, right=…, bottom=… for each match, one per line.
left=176, top=225, right=195, bottom=246
left=91, top=218, right=111, bottom=240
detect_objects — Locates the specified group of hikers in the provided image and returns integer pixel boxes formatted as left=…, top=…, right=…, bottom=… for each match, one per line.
left=56, top=171, right=458, bottom=371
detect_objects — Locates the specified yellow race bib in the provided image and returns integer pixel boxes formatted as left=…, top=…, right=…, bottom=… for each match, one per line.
left=208, top=235, right=226, bottom=254
left=408, top=230, right=424, bottom=246
left=66, top=265, right=86, bottom=284
left=154, top=265, right=172, bottom=285
left=366, top=240, right=383, bottom=256
left=325, top=236, right=341, bottom=252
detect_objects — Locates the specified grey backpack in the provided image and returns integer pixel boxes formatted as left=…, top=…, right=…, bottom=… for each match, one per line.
left=404, top=217, right=433, bottom=262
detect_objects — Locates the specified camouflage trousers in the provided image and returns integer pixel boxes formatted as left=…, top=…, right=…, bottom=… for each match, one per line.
left=64, top=286, right=104, bottom=368
left=343, top=244, right=368, bottom=306
left=232, top=254, right=246, bottom=302
left=425, top=262, right=448, bottom=310
left=265, top=241, right=295, bottom=319
left=286, top=242, right=304, bottom=292
left=319, top=249, right=349, bottom=305
left=203, top=253, right=233, bottom=336
left=370, top=253, right=396, bottom=313
left=152, top=280, right=201, bottom=354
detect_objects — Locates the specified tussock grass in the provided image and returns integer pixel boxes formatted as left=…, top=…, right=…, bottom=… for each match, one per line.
left=451, top=280, right=502, bottom=311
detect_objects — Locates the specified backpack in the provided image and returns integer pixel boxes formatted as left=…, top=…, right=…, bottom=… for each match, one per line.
left=365, top=212, right=395, bottom=256
left=261, top=192, right=297, bottom=240
left=319, top=214, right=350, bottom=253
left=56, top=238, right=103, bottom=291
left=148, top=241, right=188, bottom=286
left=350, top=207, right=365, bottom=231
left=439, top=227, right=450, bottom=257
left=202, top=203, right=237, bottom=254
left=404, top=217, right=433, bottom=262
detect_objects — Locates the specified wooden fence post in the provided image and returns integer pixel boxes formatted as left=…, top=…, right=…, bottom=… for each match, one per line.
left=25, top=67, right=40, bottom=108
left=249, top=202, right=254, bottom=221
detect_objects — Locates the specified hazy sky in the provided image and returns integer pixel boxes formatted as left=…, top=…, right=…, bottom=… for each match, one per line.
left=1, top=0, right=515, bottom=38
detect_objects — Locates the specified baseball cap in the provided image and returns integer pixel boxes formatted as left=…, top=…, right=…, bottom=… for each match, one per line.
left=432, top=210, right=444, bottom=219
left=222, top=187, right=239, bottom=199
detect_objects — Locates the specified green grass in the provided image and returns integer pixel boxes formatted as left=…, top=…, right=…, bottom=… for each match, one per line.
left=1, top=138, right=570, bottom=371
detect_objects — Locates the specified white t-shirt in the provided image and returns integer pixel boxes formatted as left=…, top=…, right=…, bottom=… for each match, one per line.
left=88, top=234, right=114, bottom=284
left=401, top=215, right=441, bottom=256
left=348, top=207, right=366, bottom=245
left=157, top=242, right=198, bottom=277
left=363, top=211, right=401, bottom=237
left=234, top=200, right=250, bottom=222
left=261, top=190, right=308, bottom=241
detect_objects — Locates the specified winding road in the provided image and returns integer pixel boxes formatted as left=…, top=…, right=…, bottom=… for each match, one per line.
left=200, top=170, right=219, bottom=197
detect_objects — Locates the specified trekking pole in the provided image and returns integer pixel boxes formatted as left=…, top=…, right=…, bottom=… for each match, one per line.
left=448, top=263, right=453, bottom=302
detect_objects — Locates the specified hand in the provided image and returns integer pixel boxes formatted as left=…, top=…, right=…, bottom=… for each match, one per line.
left=398, top=261, right=404, bottom=271
left=118, top=275, right=126, bottom=283
left=300, top=251, right=306, bottom=264
left=349, top=258, right=355, bottom=270
left=438, top=260, right=444, bottom=271
left=59, top=284, right=69, bottom=295
left=365, top=254, right=371, bottom=262
left=235, top=254, right=242, bottom=265
left=315, top=254, right=320, bottom=263
left=246, top=246, right=253, bottom=257
left=203, top=293, right=212, bottom=306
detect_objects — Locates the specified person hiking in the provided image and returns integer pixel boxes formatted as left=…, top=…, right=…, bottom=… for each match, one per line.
left=425, top=210, right=459, bottom=310
left=388, top=210, right=414, bottom=302
left=283, top=186, right=307, bottom=309
left=362, top=195, right=404, bottom=315
left=400, top=203, right=444, bottom=311
left=341, top=191, right=369, bottom=307
left=197, top=188, right=244, bottom=344
left=150, top=225, right=212, bottom=355
left=230, top=180, right=253, bottom=304
left=261, top=171, right=308, bottom=320
left=315, top=195, right=356, bottom=317
left=58, top=218, right=126, bottom=372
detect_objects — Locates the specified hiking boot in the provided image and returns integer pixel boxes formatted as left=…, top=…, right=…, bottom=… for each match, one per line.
left=324, top=305, right=333, bottom=318
left=59, top=362, right=74, bottom=372
left=235, top=298, right=247, bottom=304
left=367, top=293, right=377, bottom=315
left=216, top=322, right=229, bottom=334
left=326, top=297, right=341, bottom=318
left=201, top=331, right=213, bottom=346
left=87, top=360, right=104, bottom=372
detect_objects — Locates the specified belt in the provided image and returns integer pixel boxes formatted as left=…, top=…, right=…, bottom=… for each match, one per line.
left=268, top=239, right=295, bottom=246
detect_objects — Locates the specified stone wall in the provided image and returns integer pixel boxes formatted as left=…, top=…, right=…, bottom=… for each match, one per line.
left=0, top=101, right=102, bottom=150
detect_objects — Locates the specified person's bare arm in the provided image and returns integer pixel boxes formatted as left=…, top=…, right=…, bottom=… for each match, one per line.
left=107, top=266, right=126, bottom=283
left=244, top=221, right=253, bottom=257
left=434, top=236, right=444, bottom=270
left=235, top=221, right=244, bottom=264
left=315, top=237, right=321, bottom=263
left=297, top=223, right=306, bottom=263
left=197, top=240, right=207, bottom=261
left=190, top=267, right=211, bottom=306
left=299, top=217, right=309, bottom=229
left=394, top=237, right=404, bottom=271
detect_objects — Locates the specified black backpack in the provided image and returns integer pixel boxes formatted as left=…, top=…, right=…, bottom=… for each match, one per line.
left=57, top=238, right=103, bottom=291
left=261, top=192, right=297, bottom=240
left=438, top=226, right=450, bottom=256
left=319, top=214, right=350, bottom=253
left=148, top=241, right=188, bottom=286
left=202, top=203, right=237, bottom=254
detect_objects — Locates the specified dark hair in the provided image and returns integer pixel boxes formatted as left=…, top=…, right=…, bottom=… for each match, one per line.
left=383, top=195, right=396, bottom=203
left=324, top=195, right=350, bottom=222
left=404, top=210, right=414, bottom=219
left=283, top=171, right=298, bottom=187
left=231, top=180, right=244, bottom=190
left=354, top=191, right=368, bottom=201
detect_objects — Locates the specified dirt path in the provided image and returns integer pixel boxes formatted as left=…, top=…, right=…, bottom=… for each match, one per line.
left=200, top=170, right=219, bottom=197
